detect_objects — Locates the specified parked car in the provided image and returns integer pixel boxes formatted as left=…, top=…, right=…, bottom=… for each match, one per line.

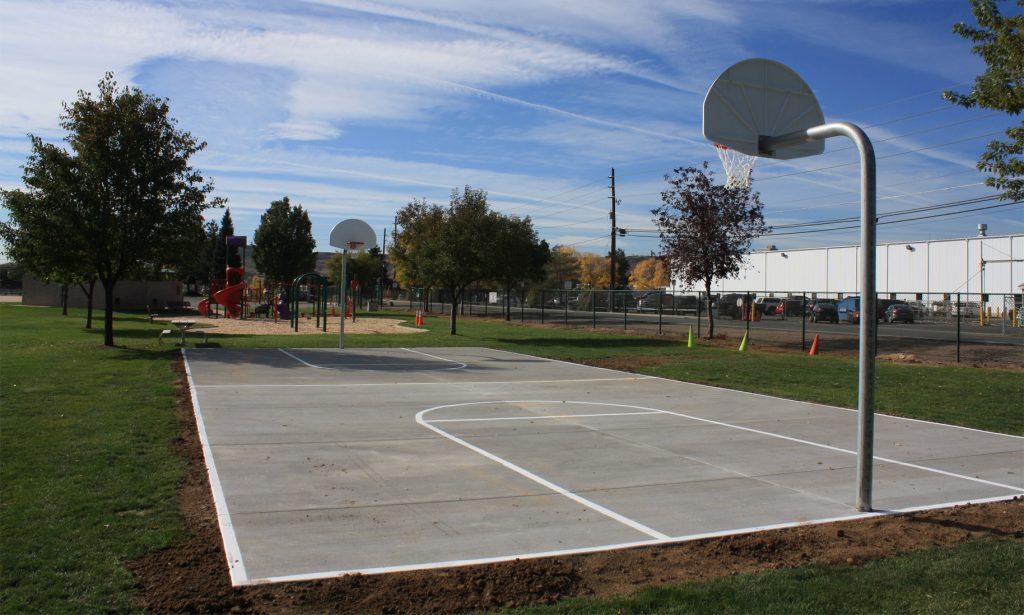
left=906, top=301, right=928, bottom=318
left=836, top=296, right=904, bottom=322
left=636, top=292, right=699, bottom=314
left=755, top=297, right=784, bottom=316
left=713, top=293, right=749, bottom=319
left=780, top=296, right=811, bottom=316
left=949, top=301, right=981, bottom=317
left=809, top=301, right=838, bottom=323
left=884, top=303, right=915, bottom=323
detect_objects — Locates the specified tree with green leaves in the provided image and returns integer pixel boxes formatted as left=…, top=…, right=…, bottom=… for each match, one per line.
left=252, top=197, right=317, bottom=284
left=2, top=74, right=221, bottom=345
left=214, top=208, right=239, bottom=276
left=326, top=249, right=379, bottom=298
left=944, top=0, right=1023, bottom=201
left=391, top=186, right=495, bottom=335
left=1, top=176, right=97, bottom=324
left=485, top=214, right=549, bottom=320
left=652, top=163, right=766, bottom=338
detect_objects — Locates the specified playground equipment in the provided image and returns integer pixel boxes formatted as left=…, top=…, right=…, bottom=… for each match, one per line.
left=290, top=272, right=329, bottom=332
left=198, top=235, right=248, bottom=318
left=198, top=265, right=246, bottom=318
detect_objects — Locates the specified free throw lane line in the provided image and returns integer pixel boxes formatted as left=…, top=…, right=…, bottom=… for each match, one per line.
left=417, top=402, right=671, bottom=540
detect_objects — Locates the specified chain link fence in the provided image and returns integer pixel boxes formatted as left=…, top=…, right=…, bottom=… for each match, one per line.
left=394, top=288, right=1023, bottom=366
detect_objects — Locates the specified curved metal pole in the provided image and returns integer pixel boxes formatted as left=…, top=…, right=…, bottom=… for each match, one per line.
left=762, top=122, right=876, bottom=511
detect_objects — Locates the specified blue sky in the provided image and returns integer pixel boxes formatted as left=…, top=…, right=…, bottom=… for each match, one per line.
left=1, top=0, right=1020, bottom=259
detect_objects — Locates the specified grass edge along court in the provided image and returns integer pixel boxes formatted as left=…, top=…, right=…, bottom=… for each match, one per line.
left=0, top=304, right=1021, bottom=614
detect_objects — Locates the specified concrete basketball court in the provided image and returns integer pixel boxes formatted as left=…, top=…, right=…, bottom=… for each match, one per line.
left=182, top=347, right=1023, bottom=586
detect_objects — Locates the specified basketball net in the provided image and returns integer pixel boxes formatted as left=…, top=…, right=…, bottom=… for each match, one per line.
left=347, top=241, right=365, bottom=252
left=714, top=143, right=756, bottom=190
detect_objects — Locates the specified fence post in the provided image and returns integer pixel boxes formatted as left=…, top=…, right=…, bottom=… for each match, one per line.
left=623, top=291, right=628, bottom=330
left=658, top=291, right=663, bottom=335
left=541, top=289, right=546, bottom=324
left=956, top=292, right=961, bottom=363
left=592, top=290, right=597, bottom=329
left=697, top=291, right=702, bottom=339
left=564, top=289, right=569, bottom=325
left=801, top=294, right=807, bottom=352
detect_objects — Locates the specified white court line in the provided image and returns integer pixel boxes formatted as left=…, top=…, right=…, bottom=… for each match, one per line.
left=416, top=402, right=671, bottom=541
left=193, top=376, right=653, bottom=388
left=422, top=399, right=1022, bottom=527
left=649, top=405, right=1024, bottom=493
left=240, top=492, right=1021, bottom=585
left=401, top=347, right=467, bottom=368
left=181, top=349, right=248, bottom=585
left=428, top=410, right=663, bottom=423
left=277, top=347, right=467, bottom=371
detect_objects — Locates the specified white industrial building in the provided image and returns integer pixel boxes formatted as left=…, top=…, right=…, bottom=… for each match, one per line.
left=675, top=230, right=1023, bottom=300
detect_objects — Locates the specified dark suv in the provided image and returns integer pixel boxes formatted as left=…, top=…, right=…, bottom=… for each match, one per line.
left=713, top=293, right=747, bottom=319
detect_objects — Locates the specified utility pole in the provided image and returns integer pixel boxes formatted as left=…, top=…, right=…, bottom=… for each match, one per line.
left=609, top=167, right=617, bottom=290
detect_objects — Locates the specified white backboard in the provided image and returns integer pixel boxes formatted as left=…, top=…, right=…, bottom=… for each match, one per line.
left=329, top=219, right=377, bottom=252
left=703, top=58, right=825, bottom=159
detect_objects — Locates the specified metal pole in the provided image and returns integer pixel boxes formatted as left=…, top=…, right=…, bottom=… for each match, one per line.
left=339, top=250, right=348, bottom=349
left=956, top=292, right=962, bottom=363
left=762, top=122, right=876, bottom=512
left=801, top=295, right=807, bottom=352
left=658, top=291, right=663, bottom=335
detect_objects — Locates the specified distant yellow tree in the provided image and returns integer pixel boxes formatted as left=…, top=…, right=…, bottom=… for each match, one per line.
left=578, top=252, right=610, bottom=288
left=629, top=258, right=669, bottom=289
left=543, top=245, right=581, bottom=288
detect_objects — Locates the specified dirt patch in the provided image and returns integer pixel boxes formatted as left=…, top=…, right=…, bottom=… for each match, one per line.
left=151, top=314, right=425, bottom=337
left=127, top=355, right=1024, bottom=614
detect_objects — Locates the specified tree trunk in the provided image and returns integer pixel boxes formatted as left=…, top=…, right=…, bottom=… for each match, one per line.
left=505, top=284, right=512, bottom=321
left=60, top=284, right=68, bottom=316
left=79, top=278, right=97, bottom=329
left=102, top=278, right=116, bottom=346
left=449, top=286, right=460, bottom=335
left=704, top=278, right=715, bottom=339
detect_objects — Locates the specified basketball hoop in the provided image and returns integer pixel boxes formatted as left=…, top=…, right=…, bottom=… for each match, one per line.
left=347, top=241, right=365, bottom=252
left=714, top=143, right=756, bottom=189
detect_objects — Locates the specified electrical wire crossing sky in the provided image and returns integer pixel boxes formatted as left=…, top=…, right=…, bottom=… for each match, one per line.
left=1, top=0, right=1020, bottom=257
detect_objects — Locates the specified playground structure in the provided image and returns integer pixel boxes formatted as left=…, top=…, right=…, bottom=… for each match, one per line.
left=290, top=272, right=329, bottom=332
left=198, top=265, right=246, bottom=318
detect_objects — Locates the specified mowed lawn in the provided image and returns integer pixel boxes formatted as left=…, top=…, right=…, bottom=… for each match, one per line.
left=1, top=303, right=1021, bottom=613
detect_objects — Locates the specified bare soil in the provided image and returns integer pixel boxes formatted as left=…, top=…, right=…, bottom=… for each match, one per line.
left=152, top=314, right=425, bottom=337
left=127, top=354, right=1024, bottom=614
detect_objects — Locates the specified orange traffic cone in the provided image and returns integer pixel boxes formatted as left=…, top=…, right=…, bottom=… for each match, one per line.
left=415, top=310, right=423, bottom=325
left=331, top=306, right=337, bottom=317
left=809, top=334, right=820, bottom=356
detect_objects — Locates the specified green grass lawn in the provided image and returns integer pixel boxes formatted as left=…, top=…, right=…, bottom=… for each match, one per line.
left=1, top=304, right=1021, bottom=613
left=503, top=538, right=1024, bottom=615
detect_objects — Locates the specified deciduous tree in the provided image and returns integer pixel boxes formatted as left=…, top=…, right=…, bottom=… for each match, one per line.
left=944, top=0, right=1024, bottom=200
left=2, top=74, right=221, bottom=345
left=652, top=163, right=766, bottom=338
left=629, top=258, right=670, bottom=290
left=252, top=197, right=317, bottom=284
left=391, top=186, right=494, bottom=335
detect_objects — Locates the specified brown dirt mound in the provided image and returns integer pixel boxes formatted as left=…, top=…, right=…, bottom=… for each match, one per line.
left=127, top=356, right=1024, bottom=614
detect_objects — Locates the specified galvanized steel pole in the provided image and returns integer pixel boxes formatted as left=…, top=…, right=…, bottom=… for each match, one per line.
left=762, top=122, right=876, bottom=511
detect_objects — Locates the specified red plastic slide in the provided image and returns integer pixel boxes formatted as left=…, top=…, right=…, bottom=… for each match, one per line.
left=212, top=282, right=245, bottom=318
left=197, top=298, right=211, bottom=316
